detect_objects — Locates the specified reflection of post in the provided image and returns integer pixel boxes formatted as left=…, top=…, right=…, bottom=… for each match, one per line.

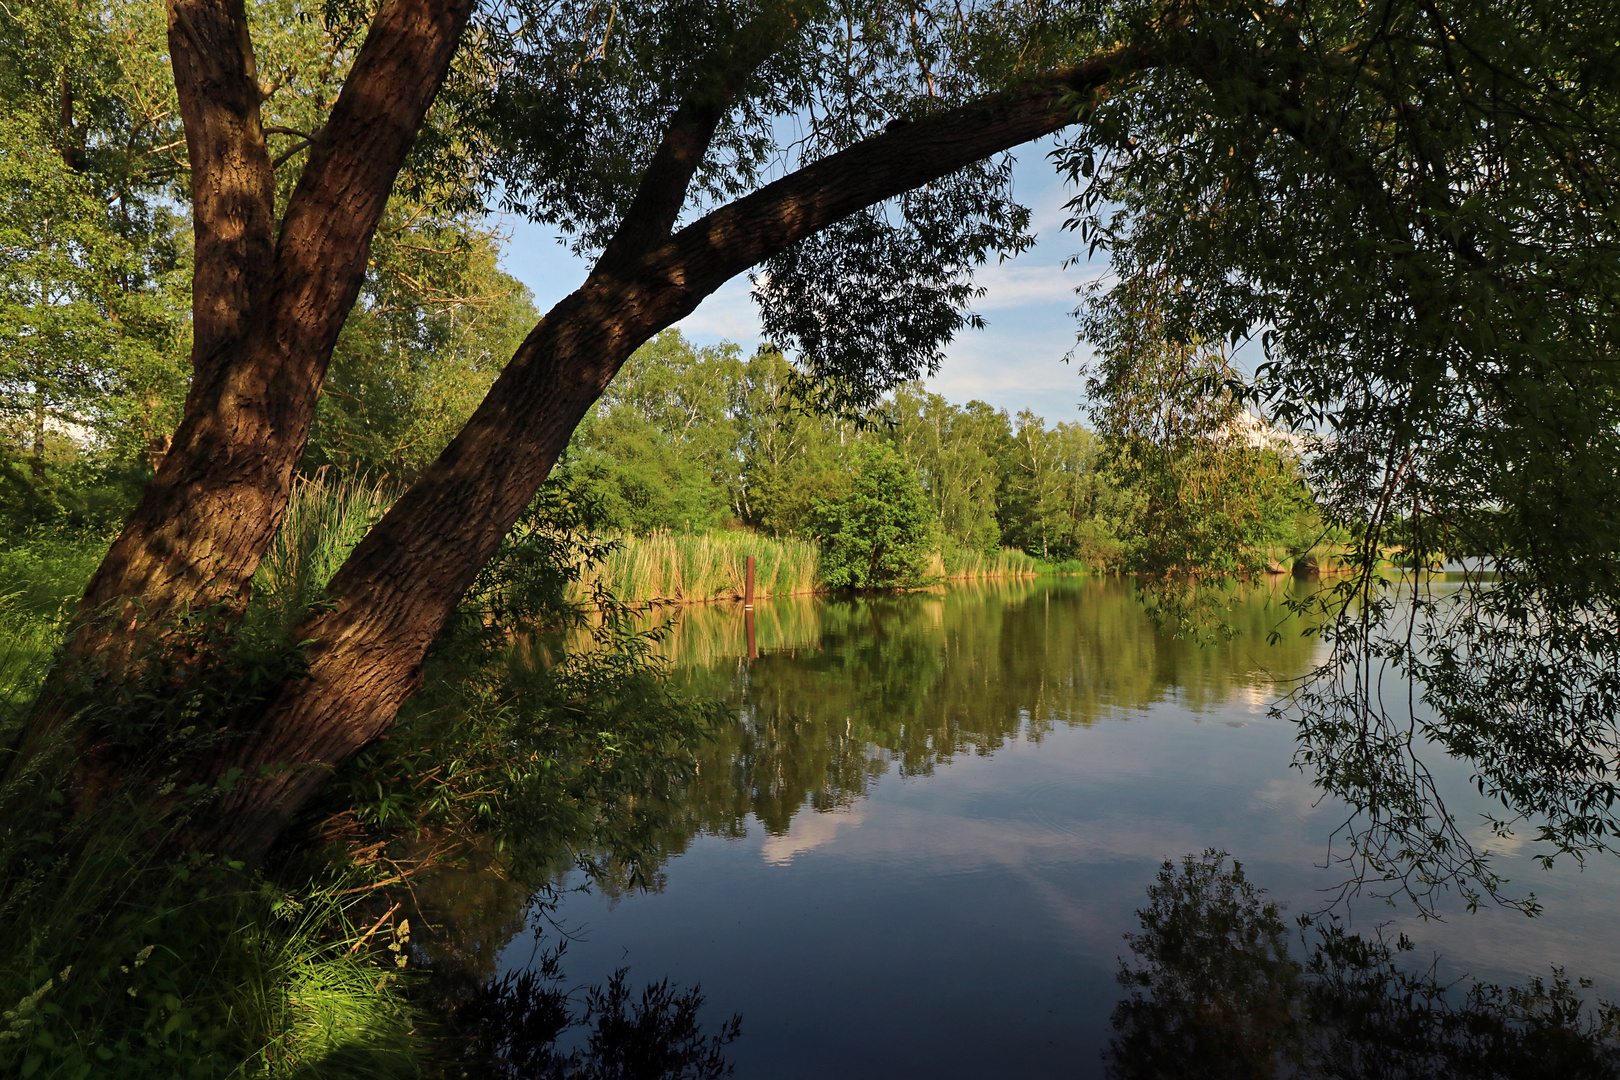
left=743, top=555, right=757, bottom=660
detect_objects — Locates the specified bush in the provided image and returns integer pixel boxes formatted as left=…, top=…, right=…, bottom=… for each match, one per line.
left=811, top=443, right=935, bottom=590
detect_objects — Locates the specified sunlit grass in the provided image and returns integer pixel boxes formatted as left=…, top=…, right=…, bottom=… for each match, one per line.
left=569, top=533, right=1052, bottom=604
left=933, top=546, right=1041, bottom=580
left=568, top=529, right=820, bottom=604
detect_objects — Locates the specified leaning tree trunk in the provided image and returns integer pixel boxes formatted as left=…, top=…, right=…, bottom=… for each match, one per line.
left=203, top=55, right=1140, bottom=857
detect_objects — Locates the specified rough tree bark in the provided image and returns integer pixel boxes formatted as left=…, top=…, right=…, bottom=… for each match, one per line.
left=19, top=0, right=476, bottom=792
left=63, top=0, right=474, bottom=668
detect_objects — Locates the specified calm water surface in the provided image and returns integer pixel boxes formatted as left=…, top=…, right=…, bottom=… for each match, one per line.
left=504, top=577, right=1620, bottom=1078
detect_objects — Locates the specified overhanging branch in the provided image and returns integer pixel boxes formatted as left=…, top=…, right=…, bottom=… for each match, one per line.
left=638, top=45, right=1156, bottom=310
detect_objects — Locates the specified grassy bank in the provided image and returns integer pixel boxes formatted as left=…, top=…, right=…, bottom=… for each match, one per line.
left=567, top=529, right=820, bottom=604
left=569, top=532, right=1054, bottom=604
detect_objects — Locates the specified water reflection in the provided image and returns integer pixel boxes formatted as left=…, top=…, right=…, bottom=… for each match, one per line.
left=403, top=864, right=743, bottom=1079
left=1107, top=851, right=1620, bottom=1079
left=659, top=577, right=1322, bottom=846
left=493, top=576, right=1620, bottom=1077
left=451, top=954, right=740, bottom=1079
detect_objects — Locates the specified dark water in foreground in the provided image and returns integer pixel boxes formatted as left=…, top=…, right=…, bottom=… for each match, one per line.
left=503, top=577, right=1620, bottom=1078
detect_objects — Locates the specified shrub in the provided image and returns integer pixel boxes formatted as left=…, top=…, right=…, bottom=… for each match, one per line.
left=811, top=443, right=935, bottom=590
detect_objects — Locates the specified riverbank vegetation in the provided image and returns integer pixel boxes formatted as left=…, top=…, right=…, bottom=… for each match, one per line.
left=4, top=0, right=1619, bottom=1073
left=0, top=476, right=742, bottom=1077
left=539, top=329, right=1332, bottom=592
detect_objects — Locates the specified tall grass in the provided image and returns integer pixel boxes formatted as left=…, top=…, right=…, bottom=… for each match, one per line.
left=568, top=533, right=1052, bottom=604
left=0, top=815, right=420, bottom=1080
left=568, top=530, right=820, bottom=604
left=933, top=546, right=1041, bottom=580
left=255, top=470, right=398, bottom=623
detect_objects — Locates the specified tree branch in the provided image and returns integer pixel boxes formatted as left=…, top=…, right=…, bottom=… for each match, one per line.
left=643, top=45, right=1150, bottom=320
left=596, top=4, right=815, bottom=270
left=270, top=0, right=477, bottom=352
left=165, top=0, right=276, bottom=372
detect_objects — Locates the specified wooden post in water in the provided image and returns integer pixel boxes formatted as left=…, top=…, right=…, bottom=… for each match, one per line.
left=744, top=556, right=757, bottom=659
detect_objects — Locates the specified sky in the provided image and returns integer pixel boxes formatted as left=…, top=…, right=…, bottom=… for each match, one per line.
left=494, top=136, right=1110, bottom=426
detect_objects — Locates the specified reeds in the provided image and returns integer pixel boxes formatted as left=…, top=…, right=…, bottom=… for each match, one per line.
left=933, top=546, right=1042, bottom=580
left=621, top=593, right=827, bottom=668
left=568, top=534, right=1049, bottom=604
left=567, top=530, right=820, bottom=604
left=255, top=469, right=398, bottom=621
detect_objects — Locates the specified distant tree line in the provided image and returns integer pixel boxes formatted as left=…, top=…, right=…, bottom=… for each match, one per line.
left=542, top=330, right=1325, bottom=573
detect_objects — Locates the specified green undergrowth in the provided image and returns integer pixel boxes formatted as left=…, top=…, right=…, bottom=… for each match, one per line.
left=0, top=531, right=111, bottom=619
left=0, top=852, right=420, bottom=1080
left=0, top=471, right=738, bottom=1078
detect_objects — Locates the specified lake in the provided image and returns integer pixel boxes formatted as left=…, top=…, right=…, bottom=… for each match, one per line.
left=501, top=576, right=1620, bottom=1077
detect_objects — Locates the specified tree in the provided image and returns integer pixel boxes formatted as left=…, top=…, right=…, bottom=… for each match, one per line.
left=997, top=412, right=1130, bottom=566
left=811, top=442, right=935, bottom=590
left=0, top=0, right=190, bottom=508
left=547, top=331, right=746, bottom=532
left=1083, top=298, right=1311, bottom=578
left=884, top=385, right=1010, bottom=557
left=18, top=0, right=1144, bottom=860
left=733, top=347, right=856, bottom=537
left=305, top=215, right=539, bottom=478
left=11, top=0, right=1615, bottom=877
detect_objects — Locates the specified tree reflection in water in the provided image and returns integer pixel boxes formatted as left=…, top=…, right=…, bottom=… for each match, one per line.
left=1107, top=851, right=1620, bottom=1080
left=449, top=947, right=740, bottom=1079
left=397, top=859, right=743, bottom=1078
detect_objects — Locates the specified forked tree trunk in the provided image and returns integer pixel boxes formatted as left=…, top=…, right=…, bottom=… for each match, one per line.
left=22, top=0, right=474, bottom=766
left=17, top=0, right=1151, bottom=856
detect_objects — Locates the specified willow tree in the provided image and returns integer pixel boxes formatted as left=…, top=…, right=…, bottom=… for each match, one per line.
left=1073, top=0, right=1620, bottom=910
left=15, top=0, right=1618, bottom=879
left=20, top=0, right=1144, bottom=855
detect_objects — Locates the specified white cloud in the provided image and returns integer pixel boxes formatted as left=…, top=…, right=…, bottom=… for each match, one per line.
left=674, top=277, right=763, bottom=346
left=968, top=260, right=1102, bottom=312
left=760, top=802, right=868, bottom=866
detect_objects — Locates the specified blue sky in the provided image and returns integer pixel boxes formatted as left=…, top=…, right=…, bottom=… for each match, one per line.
left=494, top=136, right=1110, bottom=426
